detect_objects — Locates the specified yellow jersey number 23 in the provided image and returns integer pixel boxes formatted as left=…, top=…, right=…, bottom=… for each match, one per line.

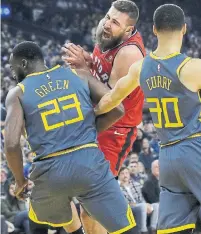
left=38, top=93, right=84, bottom=131
left=146, top=97, right=183, bottom=128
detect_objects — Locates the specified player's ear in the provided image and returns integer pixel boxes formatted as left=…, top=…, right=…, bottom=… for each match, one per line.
left=22, top=59, right=28, bottom=69
left=182, top=23, right=187, bottom=35
left=153, top=25, right=157, bottom=36
left=126, top=26, right=134, bottom=36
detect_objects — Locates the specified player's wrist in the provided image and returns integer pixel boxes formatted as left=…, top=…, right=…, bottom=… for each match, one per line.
left=15, top=177, right=27, bottom=187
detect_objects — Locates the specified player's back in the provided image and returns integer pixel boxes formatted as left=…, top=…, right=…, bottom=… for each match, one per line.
left=140, top=52, right=201, bottom=145
left=18, top=65, right=97, bottom=160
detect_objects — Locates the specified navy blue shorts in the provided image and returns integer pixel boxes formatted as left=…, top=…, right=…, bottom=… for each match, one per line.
left=158, top=137, right=201, bottom=233
left=29, top=146, right=136, bottom=233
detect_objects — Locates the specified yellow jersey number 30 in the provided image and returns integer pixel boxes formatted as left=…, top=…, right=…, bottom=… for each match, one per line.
left=38, top=93, right=84, bottom=131
left=146, top=97, right=183, bottom=128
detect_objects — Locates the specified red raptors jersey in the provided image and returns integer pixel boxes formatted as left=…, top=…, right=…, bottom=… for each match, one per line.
left=91, top=29, right=146, bottom=127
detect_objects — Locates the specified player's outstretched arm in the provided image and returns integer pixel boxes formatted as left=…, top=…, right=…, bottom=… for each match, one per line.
left=94, top=60, right=143, bottom=115
left=76, top=69, right=125, bottom=132
left=4, top=87, right=27, bottom=188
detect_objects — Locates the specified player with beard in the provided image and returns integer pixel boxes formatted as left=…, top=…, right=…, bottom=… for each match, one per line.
left=62, top=1, right=146, bottom=233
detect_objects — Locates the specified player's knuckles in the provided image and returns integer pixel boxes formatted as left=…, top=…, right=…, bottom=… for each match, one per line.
left=71, top=44, right=79, bottom=49
left=67, top=58, right=77, bottom=63
left=66, top=48, right=73, bottom=54
left=62, top=56, right=71, bottom=62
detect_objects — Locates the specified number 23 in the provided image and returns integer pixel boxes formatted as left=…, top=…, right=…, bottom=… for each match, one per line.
left=38, top=94, right=84, bottom=131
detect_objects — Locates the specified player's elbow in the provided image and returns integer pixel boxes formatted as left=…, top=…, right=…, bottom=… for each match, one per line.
left=4, top=131, right=20, bottom=154
left=5, top=139, right=20, bottom=153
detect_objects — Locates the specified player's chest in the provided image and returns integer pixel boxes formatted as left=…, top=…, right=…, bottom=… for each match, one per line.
left=91, top=53, right=114, bottom=84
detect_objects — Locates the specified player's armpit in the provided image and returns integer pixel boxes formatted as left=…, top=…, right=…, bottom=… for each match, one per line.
left=4, top=87, right=26, bottom=185
left=95, top=60, right=143, bottom=115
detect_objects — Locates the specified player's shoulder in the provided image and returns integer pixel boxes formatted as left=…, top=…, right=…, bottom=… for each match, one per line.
left=179, top=57, right=201, bottom=91
left=116, top=44, right=142, bottom=59
left=184, top=58, right=201, bottom=69
left=7, top=85, right=22, bottom=97
left=180, top=58, right=201, bottom=77
left=5, top=86, right=23, bottom=108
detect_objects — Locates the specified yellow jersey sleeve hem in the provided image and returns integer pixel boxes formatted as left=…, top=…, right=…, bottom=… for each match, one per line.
left=17, top=83, right=25, bottom=93
left=176, top=57, right=191, bottom=77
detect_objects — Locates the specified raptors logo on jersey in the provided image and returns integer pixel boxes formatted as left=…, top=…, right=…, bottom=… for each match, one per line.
left=91, top=29, right=146, bottom=127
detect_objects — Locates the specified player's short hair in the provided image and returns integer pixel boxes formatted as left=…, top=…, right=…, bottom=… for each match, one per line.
left=112, top=0, right=139, bottom=24
left=12, top=41, right=44, bottom=62
left=153, top=4, right=185, bottom=31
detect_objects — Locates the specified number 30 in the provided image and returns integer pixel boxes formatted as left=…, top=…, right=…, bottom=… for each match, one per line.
left=146, top=97, right=184, bottom=128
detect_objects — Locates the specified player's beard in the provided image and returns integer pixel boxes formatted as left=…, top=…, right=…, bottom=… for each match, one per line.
left=96, top=28, right=124, bottom=52
left=16, top=70, right=26, bottom=83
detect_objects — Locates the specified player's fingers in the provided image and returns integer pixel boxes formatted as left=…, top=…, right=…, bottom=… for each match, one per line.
left=67, top=45, right=82, bottom=56
left=62, top=55, right=69, bottom=61
left=66, top=48, right=78, bottom=58
left=77, top=45, right=83, bottom=50
left=71, top=44, right=83, bottom=52
left=15, top=186, right=30, bottom=201
left=16, top=192, right=25, bottom=200
left=62, top=57, right=78, bottom=68
left=62, top=56, right=76, bottom=63
left=63, top=42, right=74, bottom=49
left=67, top=44, right=83, bottom=54
left=62, top=46, right=78, bottom=56
left=61, top=46, right=68, bottom=54
left=61, top=47, right=76, bottom=58
left=64, top=63, right=76, bottom=69
left=63, top=43, right=80, bottom=54
left=16, top=192, right=29, bottom=201
left=15, top=189, right=25, bottom=200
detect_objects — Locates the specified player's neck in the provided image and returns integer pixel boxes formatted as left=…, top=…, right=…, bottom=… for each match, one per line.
left=27, top=63, right=48, bottom=76
left=154, top=33, right=182, bottom=57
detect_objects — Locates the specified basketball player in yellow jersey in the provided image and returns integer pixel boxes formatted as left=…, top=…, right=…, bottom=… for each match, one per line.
left=95, top=4, right=201, bottom=233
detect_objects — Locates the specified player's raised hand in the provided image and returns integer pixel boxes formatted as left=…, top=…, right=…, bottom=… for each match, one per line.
left=61, top=43, right=91, bottom=70
left=14, top=178, right=29, bottom=201
left=77, top=45, right=93, bottom=66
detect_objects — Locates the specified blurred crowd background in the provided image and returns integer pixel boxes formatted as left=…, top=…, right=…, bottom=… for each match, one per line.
left=1, top=0, right=201, bottom=233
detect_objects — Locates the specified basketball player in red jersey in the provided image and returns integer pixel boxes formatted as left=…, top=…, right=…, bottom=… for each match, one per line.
left=62, top=1, right=146, bottom=233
